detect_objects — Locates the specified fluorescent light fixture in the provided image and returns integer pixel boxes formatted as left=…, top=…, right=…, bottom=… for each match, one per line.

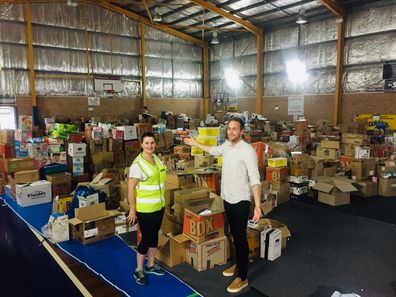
left=153, top=7, right=162, bottom=22
left=67, top=0, right=78, bottom=7
left=296, top=8, right=307, bottom=24
left=286, top=59, right=308, bottom=83
left=224, top=68, right=241, bottom=88
left=211, top=32, right=219, bottom=45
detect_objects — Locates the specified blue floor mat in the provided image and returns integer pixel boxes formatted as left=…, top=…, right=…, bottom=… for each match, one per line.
left=2, top=194, right=200, bottom=297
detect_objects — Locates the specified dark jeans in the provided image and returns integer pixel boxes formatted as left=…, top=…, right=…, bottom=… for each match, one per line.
left=136, top=208, right=164, bottom=255
left=224, top=200, right=251, bottom=281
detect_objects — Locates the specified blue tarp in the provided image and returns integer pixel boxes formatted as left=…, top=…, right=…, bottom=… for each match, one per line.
left=2, top=194, right=199, bottom=297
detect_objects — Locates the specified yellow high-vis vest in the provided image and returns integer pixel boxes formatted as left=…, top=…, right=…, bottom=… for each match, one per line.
left=133, top=153, right=166, bottom=213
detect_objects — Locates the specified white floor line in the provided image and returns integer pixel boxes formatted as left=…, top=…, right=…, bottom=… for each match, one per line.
left=29, top=227, right=93, bottom=297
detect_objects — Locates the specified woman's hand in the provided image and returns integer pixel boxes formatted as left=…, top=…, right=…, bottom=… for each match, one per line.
left=127, top=209, right=137, bottom=225
left=252, top=206, right=262, bottom=223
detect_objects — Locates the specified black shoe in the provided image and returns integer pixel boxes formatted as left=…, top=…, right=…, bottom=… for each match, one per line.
left=134, top=269, right=147, bottom=285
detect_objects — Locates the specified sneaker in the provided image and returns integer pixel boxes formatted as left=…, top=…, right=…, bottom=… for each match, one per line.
left=222, top=264, right=237, bottom=277
left=227, top=277, right=248, bottom=293
left=134, top=269, right=147, bottom=285
left=144, top=263, right=165, bottom=276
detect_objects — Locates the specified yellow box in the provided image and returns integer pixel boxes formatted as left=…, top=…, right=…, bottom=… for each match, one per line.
left=198, top=127, right=220, bottom=137
left=267, top=157, right=287, bottom=168
left=191, top=137, right=217, bottom=156
left=217, top=156, right=222, bottom=166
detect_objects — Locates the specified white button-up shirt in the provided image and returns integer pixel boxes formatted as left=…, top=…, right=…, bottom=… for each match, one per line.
left=210, top=139, right=260, bottom=204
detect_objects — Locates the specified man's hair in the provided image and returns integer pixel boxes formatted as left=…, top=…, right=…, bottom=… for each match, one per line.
left=228, top=117, right=245, bottom=130
left=141, top=131, right=156, bottom=142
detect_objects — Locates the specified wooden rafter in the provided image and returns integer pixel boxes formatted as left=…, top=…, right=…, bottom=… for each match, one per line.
left=318, top=0, right=344, bottom=17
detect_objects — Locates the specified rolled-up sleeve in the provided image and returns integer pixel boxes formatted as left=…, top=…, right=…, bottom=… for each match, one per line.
left=244, top=146, right=261, bottom=187
left=209, top=142, right=226, bottom=156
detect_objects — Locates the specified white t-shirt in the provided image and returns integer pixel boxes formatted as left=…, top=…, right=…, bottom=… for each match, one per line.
left=129, top=163, right=149, bottom=181
left=210, top=139, right=260, bottom=204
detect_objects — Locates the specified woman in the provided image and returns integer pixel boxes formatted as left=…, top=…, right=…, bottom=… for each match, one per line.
left=127, top=132, right=166, bottom=286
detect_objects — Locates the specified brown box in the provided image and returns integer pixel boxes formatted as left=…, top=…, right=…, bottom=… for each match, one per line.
left=314, top=176, right=357, bottom=206
left=0, top=129, right=15, bottom=144
left=166, top=173, right=194, bottom=188
left=265, top=167, right=288, bottom=182
left=194, top=155, right=214, bottom=168
left=156, top=233, right=188, bottom=267
left=378, top=177, right=396, bottom=197
left=46, top=172, right=72, bottom=197
left=351, top=158, right=376, bottom=181
left=5, top=157, right=36, bottom=173
left=353, top=180, right=378, bottom=197
left=320, top=140, right=340, bottom=149
left=183, top=196, right=225, bottom=244
left=14, top=169, right=39, bottom=184
left=316, top=146, right=338, bottom=160
left=185, top=236, right=227, bottom=271
left=107, top=138, right=124, bottom=152
left=69, top=203, right=117, bottom=244
left=0, top=143, right=15, bottom=158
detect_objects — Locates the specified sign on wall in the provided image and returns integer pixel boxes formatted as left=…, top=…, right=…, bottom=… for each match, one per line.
left=288, top=95, right=304, bottom=116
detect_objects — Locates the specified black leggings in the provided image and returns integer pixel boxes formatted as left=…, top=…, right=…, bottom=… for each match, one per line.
left=224, top=200, right=251, bottom=281
left=136, top=208, right=164, bottom=255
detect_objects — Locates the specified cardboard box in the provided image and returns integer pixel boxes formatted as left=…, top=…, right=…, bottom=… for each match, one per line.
left=378, top=177, right=396, bottom=197
left=316, top=146, right=337, bottom=160
left=68, top=143, right=87, bottom=157
left=320, top=140, right=340, bottom=149
left=194, top=155, right=214, bottom=168
left=260, top=227, right=282, bottom=261
left=0, top=129, right=15, bottom=144
left=18, top=115, right=32, bottom=131
left=156, top=233, right=189, bottom=267
left=14, top=169, right=39, bottom=184
left=341, top=143, right=355, bottom=157
left=355, top=146, right=371, bottom=159
left=5, top=157, right=36, bottom=173
left=116, top=126, right=137, bottom=141
left=166, top=173, right=194, bottom=187
left=69, top=203, right=117, bottom=244
left=341, top=133, right=369, bottom=145
left=52, top=195, right=73, bottom=214
left=15, top=180, right=52, bottom=207
left=353, top=180, right=378, bottom=197
left=265, top=166, right=288, bottom=182
left=27, top=142, right=49, bottom=158
left=0, top=143, right=15, bottom=158
left=314, top=177, right=357, bottom=206
left=183, top=195, right=225, bottom=244
left=46, top=172, right=72, bottom=197
left=247, top=228, right=260, bottom=257
left=351, top=158, right=376, bottom=181
left=107, top=138, right=124, bottom=152
left=267, top=157, right=287, bottom=168
left=50, top=152, right=67, bottom=164
left=185, top=236, right=227, bottom=271
left=249, top=218, right=291, bottom=249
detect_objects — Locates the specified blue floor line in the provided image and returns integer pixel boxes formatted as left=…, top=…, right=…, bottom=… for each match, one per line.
left=1, top=195, right=200, bottom=297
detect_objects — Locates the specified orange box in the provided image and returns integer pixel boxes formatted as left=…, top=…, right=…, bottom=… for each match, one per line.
left=0, top=143, right=15, bottom=158
left=265, top=167, right=288, bottom=182
left=183, top=197, right=224, bottom=244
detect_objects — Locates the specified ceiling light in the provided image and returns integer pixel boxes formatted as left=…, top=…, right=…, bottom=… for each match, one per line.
left=67, top=0, right=78, bottom=7
left=153, top=7, right=162, bottom=22
left=211, top=32, right=219, bottom=45
left=296, top=8, right=307, bottom=24
left=286, top=59, right=309, bottom=83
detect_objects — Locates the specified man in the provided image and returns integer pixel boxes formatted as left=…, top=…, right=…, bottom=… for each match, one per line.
left=184, top=117, right=261, bottom=293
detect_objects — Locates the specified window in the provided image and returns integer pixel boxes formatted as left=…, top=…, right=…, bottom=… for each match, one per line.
left=0, top=106, right=16, bottom=129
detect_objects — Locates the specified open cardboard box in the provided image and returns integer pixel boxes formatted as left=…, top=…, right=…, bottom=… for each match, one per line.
left=313, top=176, right=357, bottom=206
left=69, top=202, right=119, bottom=244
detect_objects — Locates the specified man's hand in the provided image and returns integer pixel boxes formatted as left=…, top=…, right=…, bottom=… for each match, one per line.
left=183, top=137, right=197, bottom=146
left=252, top=206, right=262, bottom=223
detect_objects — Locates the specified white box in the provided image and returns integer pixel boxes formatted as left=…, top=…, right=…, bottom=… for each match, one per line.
left=16, top=180, right=52, bottom=207
left=72, top=156, right=84, bottom=165
left=78, top=193, right=99, bottom=207
left=48, top=213, right=69, bottom=243
left=68, top=143, right=87, bottom=157
left=116, top=126, right=137, bottom=141
left=354, top=146, right=371, bottom=159
left=287, top=175, right=309, bottom=184
left=260, top=227, right=282, bottom=261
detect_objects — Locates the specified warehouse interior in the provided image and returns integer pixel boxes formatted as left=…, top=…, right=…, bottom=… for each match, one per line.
left=1, top=0, right=396, bottom=296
